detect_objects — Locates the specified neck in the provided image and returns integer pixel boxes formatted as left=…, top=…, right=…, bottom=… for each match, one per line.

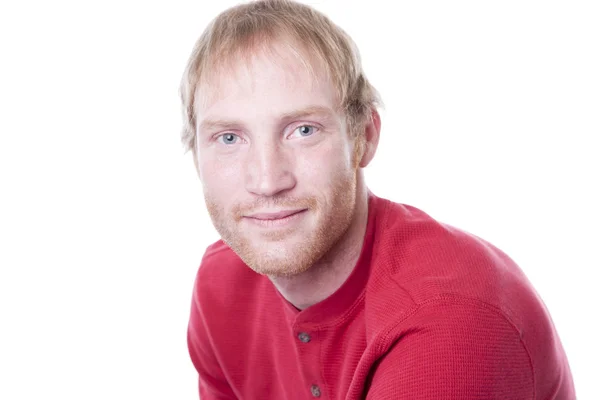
left=269, top=179, right=369, bottom=310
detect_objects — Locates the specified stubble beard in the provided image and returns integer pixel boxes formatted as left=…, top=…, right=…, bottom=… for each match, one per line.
left=204, top=168, right=359, bottom=278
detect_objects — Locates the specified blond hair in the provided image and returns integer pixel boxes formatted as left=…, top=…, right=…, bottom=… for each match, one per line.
left=179, top=0, right=381, bottom=153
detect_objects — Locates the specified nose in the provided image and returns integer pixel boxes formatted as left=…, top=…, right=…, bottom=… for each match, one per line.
left=245, top=142, right=296, bottom=197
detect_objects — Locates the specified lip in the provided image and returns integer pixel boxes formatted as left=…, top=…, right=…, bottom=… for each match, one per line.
left=242, top=209, right=308, bottom=228
left=245, top=209, right=306, bottom=220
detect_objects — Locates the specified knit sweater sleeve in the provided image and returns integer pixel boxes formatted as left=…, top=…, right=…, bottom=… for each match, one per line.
left=366, top=298, right=537, bottom=399
left=188, top=281, right=237, bottom=400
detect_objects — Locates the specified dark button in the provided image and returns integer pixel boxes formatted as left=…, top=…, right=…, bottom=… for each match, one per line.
left=297, top=332, right=311, bottom=343
left=311, top=384, right=321, bottom=397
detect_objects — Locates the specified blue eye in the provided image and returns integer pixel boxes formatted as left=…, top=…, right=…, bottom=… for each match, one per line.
left=219, top=133, right=239, bottom=144
left=296, top=125, right=315, bottom=137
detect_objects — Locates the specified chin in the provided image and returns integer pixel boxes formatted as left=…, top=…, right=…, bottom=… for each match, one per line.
left=242, top=243, right=314, bottom=277
left=252, top=261, right=314, bottom=278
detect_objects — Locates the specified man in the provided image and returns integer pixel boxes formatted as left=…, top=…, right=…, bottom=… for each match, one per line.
left=179, top=0, right=575, bottom=398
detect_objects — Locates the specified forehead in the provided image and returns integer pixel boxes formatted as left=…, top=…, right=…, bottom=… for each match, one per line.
left=194, top=41, right=339, bottom=121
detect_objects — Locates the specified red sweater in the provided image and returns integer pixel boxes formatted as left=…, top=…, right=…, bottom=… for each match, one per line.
left=188, top=193, right=575, bottom=399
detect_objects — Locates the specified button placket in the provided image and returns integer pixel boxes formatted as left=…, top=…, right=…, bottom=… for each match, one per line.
left=295, top=328, right=322, bottom=398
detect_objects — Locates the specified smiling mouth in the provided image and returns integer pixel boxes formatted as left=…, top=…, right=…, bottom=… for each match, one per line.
left=243, top=209, right=308, bottom=227
left=246, top=209, right=307, bottom=220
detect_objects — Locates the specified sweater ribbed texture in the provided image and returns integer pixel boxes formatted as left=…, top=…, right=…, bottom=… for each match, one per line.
left=188, top=193, right=575, bottom=399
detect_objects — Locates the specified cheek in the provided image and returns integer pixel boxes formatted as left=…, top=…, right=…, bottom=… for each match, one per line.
left=296, top=143, right=354, bottom=188
left=199, top=154, right=243, bottom=197
left=296, top=153, right=321, bottom=180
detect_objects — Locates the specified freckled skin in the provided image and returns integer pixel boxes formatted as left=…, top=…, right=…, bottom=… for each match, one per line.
left=194, top=43, right=364, bottom=278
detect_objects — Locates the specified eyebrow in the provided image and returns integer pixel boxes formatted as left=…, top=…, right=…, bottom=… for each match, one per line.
left=197, top=105, right=338, bottom=133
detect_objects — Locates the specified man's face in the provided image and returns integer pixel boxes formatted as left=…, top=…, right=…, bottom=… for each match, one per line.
left=194, top=44, right=362, bottom=277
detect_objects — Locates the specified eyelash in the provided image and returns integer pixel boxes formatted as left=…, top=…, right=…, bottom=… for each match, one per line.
left=215, top=124, right=320, bottom=145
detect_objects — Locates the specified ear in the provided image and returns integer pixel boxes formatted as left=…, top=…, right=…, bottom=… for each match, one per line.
left=358, top=108, right=381, bottom=168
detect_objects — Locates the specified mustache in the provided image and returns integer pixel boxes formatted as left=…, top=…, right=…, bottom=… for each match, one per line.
left=232, top=196, right=318, bottom=220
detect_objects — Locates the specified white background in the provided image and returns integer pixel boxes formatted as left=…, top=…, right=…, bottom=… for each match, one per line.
left=0, top=0, right=598, bottom=398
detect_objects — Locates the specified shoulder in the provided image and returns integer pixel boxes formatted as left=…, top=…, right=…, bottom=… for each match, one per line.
left=367, top=198, right=534, bottom=320
left=196, top=239, right=247, bottom=284
left=189, top=239, right=273, bottom=356
left=192, top=239, right=264, bottom=312
left=362, top=197, right=573, bottom=396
